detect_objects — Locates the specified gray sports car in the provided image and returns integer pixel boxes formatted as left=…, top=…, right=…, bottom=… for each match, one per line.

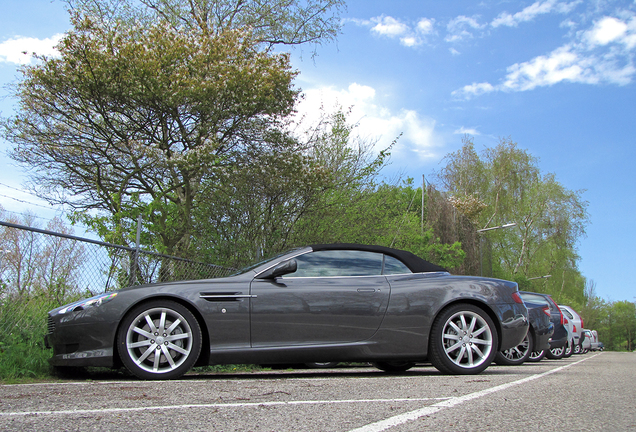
left=45, top=244, right=529, bottom=379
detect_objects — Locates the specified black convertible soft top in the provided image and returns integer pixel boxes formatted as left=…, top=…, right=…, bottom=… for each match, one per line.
left=311, top=243, right=447, bottom=273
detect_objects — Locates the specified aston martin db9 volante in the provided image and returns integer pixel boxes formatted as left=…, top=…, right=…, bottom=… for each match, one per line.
left=45, top=244, right=529, bottom=379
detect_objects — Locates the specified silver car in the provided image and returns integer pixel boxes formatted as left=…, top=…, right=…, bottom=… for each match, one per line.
left=559, top=305, right=584, bottom=354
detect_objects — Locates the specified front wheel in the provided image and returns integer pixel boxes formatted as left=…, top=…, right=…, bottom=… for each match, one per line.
left=118, top=300, right=202, bottom=380
left=546, top=345, right=565, bottom=360
left=429, top=304, right=498, bottom=375
left=528, top=349, right=545, bottom=362
left=563, top=338, right=574, bottom=358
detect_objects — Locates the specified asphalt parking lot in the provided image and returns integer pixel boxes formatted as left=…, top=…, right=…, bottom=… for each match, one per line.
left=1, top=351, right=634, bottom=432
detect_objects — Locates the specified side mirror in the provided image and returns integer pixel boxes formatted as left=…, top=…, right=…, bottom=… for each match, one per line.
left=255, top=259, right=297, bottom=279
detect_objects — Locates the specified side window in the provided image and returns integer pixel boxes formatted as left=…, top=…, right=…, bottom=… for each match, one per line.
left=286, top=250, right=383, bottom=277
left=383, top=255, right=412, bottom=275
left=561, top=309, right=574, bottom=320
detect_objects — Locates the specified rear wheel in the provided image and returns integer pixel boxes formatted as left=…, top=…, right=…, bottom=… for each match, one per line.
left=429, top=304, right=498, bottom=375
left=118, top=300, right=202, bottom=380
left=494, top=331, right=532, bottom=366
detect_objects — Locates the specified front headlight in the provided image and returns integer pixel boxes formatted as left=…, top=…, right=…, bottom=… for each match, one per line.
left=57, top=292, right=118, bottom=315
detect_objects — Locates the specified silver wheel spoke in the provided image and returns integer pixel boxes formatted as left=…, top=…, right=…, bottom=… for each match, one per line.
left=132, top=326, right=154, bottom=339
left=129, top=339, right=152, bottom=349
left=144, top=314, right=158, bottom=334
left=158, top=311, right=167, bottom=333
left=166, top=319, right=182, bottom=335
left=167, top=342, right=189, bottom=356
left=445, top=340, right=463, bottom=354
left=448, top=321, right=462, bottom=334
left=166, top=332, right=190, bottom=342
left=161, top=345, right=177, bottom=369
left=136, top=345, right=155, bottom=364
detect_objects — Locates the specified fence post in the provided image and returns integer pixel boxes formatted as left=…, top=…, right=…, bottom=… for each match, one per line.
left=129, top=215, right=142, bottom=286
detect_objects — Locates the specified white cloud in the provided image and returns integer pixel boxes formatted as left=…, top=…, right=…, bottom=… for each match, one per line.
left=452, top=82, right=495, bottom=98
left=454, top=12, right=636, bottom=98
left=295, top=83, right=440, bottom=161
left=491, top=0, right=580, bottom=28
left=454, top=127, right=481, bottom=135
left=417, top=18, right=435, bottom=35
left=502, top=45, right=593, bottom=91
left=0, top=34, right=63, bottom=65
left=445, top=15, right=486, bottom=42
left=371, top=16, right=409, bottom=38
left=586, top=17, right=629, bottom=46
left=361, top=16, right=436, bottom=48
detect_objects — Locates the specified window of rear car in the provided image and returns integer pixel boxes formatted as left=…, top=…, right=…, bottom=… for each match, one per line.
left=286, top=250, right=412, bottom=277
left=520, top=293, right=547, bottom=306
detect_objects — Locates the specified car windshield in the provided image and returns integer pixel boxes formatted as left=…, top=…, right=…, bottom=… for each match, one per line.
left=229, top=248, right=304, bottom=276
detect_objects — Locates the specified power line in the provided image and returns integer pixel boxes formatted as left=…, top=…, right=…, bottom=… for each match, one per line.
left=0, top=192, right=59, bottom=211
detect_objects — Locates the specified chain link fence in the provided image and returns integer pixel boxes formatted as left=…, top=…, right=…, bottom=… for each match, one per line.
left=0, top=220, right=235, bottom=346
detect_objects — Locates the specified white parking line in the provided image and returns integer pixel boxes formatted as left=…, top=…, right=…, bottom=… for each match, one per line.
left=0, top=397, right=450, bottom=417
left=347, top=354, right=600, bottom=432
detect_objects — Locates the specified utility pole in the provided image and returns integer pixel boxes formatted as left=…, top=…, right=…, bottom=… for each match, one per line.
left=421, top=174, right=426, bottom=235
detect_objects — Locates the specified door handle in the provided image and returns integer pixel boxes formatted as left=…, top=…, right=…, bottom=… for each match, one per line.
left=357, top=288, right=377, bottom=293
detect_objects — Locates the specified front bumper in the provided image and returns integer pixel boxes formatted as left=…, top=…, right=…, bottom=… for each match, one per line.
left=45, top=311, right=118, bottom=368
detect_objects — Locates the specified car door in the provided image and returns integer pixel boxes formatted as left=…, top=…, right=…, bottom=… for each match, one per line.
left=249, top=249, right=391, bottom=347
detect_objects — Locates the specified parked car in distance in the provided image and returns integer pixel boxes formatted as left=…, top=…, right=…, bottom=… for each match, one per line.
left=520, top=292, right=567, bottom=360
left=495, top=295, right=553, bottom=366
left=559, top=305, right=584, bottom=354
left=45, top=243, right=529, bottom=379
left=589, top=330, right=603, bottom=351
left=581, top=329, right=593, bottom=353
left=562, top=316, right=574, bottom=358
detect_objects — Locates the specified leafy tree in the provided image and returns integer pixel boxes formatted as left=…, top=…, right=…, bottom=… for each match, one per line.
left=3, top=14, right=299, bottom=256
left=435, top=136, right=589, bottom=293
left=608, top=301, right=636, bottom=351
left=0, top=210, right=85, bottom=302
left=192, top=109, right=393, bottom=267
left=66, top=0, right=345, bottom=55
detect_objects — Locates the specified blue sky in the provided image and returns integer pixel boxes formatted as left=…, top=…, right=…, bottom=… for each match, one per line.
left=1, top=0, right=635, bottom=302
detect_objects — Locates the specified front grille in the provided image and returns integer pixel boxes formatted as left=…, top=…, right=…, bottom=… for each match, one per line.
left=47, top=316, right=55, bottom=335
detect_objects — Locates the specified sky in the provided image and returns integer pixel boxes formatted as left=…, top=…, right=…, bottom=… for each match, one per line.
left=0, top=0, right=635, bottom=303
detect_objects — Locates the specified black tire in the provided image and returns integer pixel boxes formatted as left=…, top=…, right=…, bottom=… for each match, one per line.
left=429, top=304, right=498, bottom=375
left=373, top=361, right=415, bottom=372
left=574, top=343, right=582, bottom=354
left=546, top=344, right=566, bottom=360
left=117, top=300, right=202, bottom=380
left=494, top=331, right=533, bottom=366
left=528, top=349, right=545, bottom=362
left=563, top=338, right=574, bottom=358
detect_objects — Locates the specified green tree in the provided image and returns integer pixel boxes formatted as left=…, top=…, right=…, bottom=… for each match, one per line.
left=3, top=15, right=299, bottom=256
left=66, top=0, right=345, bottom=54
left=192, top=109, right=393, bottom=267
left=436, top=136, right=589, bottom=294
left=610, top=301, right=636, bottom=351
